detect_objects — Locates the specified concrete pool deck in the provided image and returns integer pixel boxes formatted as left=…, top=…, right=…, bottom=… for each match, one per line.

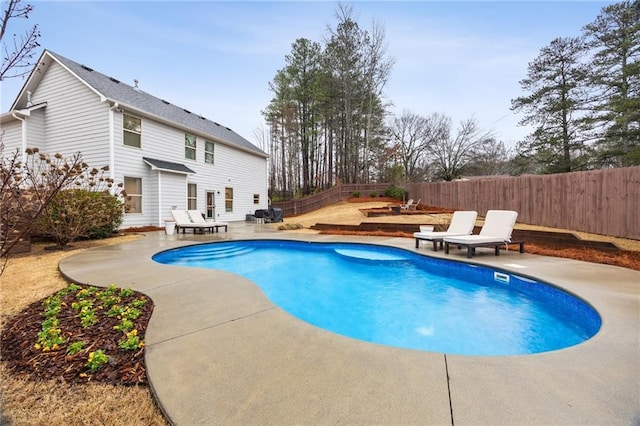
left=58, top=223, right=640, bottom=425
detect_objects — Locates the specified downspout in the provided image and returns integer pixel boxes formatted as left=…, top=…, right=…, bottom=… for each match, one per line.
left=11, top=111, right=27, bottom=164
left=158, top=171, right=163, bottom=226
left=108, top=102, right=118, bottom=182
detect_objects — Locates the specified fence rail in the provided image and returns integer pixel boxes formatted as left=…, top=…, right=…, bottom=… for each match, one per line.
left=272, top=166, right=639, bottom=240
left=407, top=166, right=640, bottom=240
left=271, top=184, right=391, bottom=217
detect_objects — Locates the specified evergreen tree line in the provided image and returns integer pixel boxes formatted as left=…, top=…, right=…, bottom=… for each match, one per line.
left=262, top=1, right=639, bottom=199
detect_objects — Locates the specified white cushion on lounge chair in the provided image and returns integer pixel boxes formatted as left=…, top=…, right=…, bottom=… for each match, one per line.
left=187, top=210, right=208, bottom=224
left=413, top=210, right=478, bottom=239
left=187, top=210, right=228, bottom=231
left=443, top=210, right=518, bottom=245
left=171, top=210, right=211, bottom=232
left=171, top=209, right=193, bottom=225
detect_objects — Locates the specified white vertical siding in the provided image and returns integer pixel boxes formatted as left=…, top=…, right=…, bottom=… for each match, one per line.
left=0, top=119, right=22, bottom=153
left=30, top=61, right=110, bottom=168
left=26, top=109, right=46, bottom=147
left=114, top=112, right=267, bottom=224
left=160, top=172, right=187, bottom=220
left=2, top=58, right=267, bottom=228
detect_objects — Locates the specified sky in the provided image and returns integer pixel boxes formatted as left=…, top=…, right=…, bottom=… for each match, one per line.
left=1, top=1, right=615, bottom=150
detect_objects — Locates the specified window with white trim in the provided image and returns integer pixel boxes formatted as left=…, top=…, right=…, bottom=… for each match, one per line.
left=187, top=183, right=197, bottom=210
left=253, top=194, right=260, bottom=204
left=123, top=114, right=142, bottom=148
left=205, top=140, right=215, bottom=164
left=225, top=187, right=233, bottom=212
left=185, top=133, right=196, bottom=160
left=124, top=177, right=142, bottom=213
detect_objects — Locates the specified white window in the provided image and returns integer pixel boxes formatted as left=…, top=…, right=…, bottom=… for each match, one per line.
left=124, top=177, right=142, bottom=213
left=187, top=183, right=197, bottom=210
left=225, top=187, right=233, bottom=212
left=205, top=140, right=215, bottom=164
left=123, top=114, right=142, bottom=148
left=185, top=133, right=196, bottom=160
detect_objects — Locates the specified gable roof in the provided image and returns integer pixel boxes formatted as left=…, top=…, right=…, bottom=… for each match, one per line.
left=11, top=50, right=267, bottom=158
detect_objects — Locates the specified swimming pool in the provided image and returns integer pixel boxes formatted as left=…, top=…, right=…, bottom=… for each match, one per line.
left=153, top=240, right=601, bottom=356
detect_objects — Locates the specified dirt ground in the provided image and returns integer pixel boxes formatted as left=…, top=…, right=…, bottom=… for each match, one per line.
left=283, top=198, right=640, bottom=251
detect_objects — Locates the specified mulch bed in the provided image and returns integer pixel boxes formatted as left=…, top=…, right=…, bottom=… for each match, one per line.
left=1, top=284, right=154, bottom=386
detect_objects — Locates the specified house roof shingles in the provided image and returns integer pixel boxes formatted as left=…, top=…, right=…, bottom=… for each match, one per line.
left=47, top=50, right=266, bottom=158
left=143, top=157, right=196, bottom=174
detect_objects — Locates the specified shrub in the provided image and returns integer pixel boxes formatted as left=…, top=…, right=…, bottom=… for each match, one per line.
left=277, top=223, right=304, bottom=231
left=384, top=187, right=406, bottom=200
left=369, top=192, right=377, bottom=197
left=86, top=191, right=124, bottom=238
left=36, top=189, right=123, bottom=247
left=352, top=191, right=361, bottom=198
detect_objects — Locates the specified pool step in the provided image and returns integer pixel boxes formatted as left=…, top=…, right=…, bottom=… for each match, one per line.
left=175, top=245, right=256, bottom=260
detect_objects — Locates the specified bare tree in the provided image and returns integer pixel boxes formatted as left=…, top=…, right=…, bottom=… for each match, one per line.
left=427, top=117, right=494, bottom=181
left=387, top=110, right=446, bottom=182
left=1, top=0, right=41, bottom=80
left=0, top=144, right=85, bottom=275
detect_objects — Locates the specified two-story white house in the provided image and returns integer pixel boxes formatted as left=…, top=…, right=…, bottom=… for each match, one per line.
left=0, top=49, right=268, bottom=228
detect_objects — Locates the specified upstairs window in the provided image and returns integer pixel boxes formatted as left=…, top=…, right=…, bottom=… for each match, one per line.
left=253, top=194, right=260, bottom=204
left=123, top=114, right=142, bottom=148
left=185, top=133, right=196, bottom=160
left=205, top=140, right=215, bottom=164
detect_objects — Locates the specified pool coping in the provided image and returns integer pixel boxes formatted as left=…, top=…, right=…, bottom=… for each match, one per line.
left=58, top=223, right=640, bottom=425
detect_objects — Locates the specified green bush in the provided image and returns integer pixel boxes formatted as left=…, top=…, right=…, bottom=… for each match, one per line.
left=87, top=191, right=124, bottom=239
left=384, top=187, right=406, bottom=200
left=352, top=191, right=361, bottom=198
left=369, top=192, right=377, bottom=197
left=36, top=189, right=123, bottom=246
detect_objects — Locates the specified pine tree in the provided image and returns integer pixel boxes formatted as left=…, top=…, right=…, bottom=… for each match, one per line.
left=511, top=37, right=592, bottom=173
left=583, top=0, right=640, bottom=166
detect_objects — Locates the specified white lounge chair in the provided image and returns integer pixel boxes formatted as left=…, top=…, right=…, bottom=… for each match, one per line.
left=171, top=210, right=213, bottom=233
left=400, top=199, right=414, bottom=210
left=187, top=210, right=228, bottom=232
left=443, top=210, right=524, bottom=258
left=414, top=210, right=478, bottom=251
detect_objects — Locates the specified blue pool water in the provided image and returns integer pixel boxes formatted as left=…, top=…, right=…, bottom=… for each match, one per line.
left=153, top=240, right=601, bottom=356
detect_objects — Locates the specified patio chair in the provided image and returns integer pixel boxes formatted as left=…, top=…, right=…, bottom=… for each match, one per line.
left=400, top=199, right=414, bottom=210
left=171, top=210, right=213, bottom=234
left=443, top=210, right=524, bottom=258
left=414, top=210, right=478, bottom=251
left=409, top=199, right=421, bottom=210
left=187, top=210, right=228, bottom=232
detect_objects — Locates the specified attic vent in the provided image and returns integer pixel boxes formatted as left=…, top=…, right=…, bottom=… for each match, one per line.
left=213, top=122, right=220, bottom=126
left=81, top=65, right=94, bottom=72
left=199, top=115, right=206, bottom=120
left=225, top=127, right=232, bottom=131
left=183, top=109, right=191, bottom=114
left=109, top=77, right=120, bottom=83
left=161, top=99, right=170, bottom=105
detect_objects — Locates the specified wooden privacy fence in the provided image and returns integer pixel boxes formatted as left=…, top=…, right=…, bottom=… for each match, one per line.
left=407, top=166, right=640, bottom=240
left=272, top=183, right=391, bottom=217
